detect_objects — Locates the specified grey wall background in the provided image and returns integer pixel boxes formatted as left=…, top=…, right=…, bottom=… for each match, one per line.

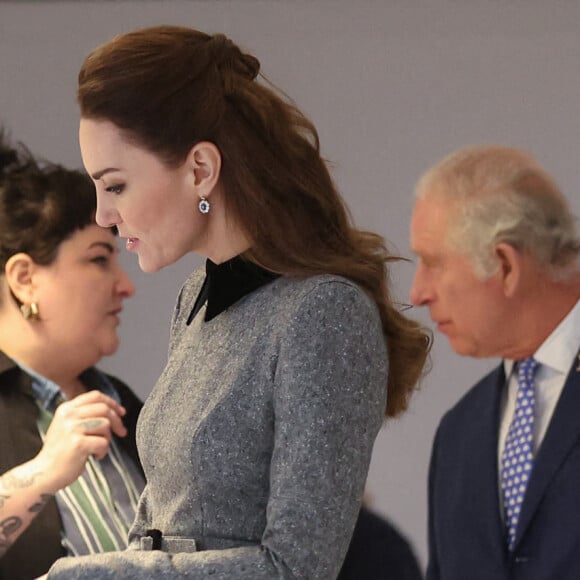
left=1, top=0, right=580, bottom=570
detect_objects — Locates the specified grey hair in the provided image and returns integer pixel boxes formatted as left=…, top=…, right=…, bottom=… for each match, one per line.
left=415, top=145, right=580, bottom=281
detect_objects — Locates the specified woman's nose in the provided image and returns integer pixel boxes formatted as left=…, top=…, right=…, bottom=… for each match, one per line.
left=116, top=267, right=136, bottom=298
left=95, top=193, right=121, bottom=228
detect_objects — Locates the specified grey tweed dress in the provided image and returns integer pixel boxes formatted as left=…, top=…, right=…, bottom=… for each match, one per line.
left=48, top=270, right=388, bottom=579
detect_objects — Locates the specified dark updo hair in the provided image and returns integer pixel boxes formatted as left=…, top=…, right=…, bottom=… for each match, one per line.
left=0, top=130, right=97, bottom=270
left=78, top=26, right=431, bottom=417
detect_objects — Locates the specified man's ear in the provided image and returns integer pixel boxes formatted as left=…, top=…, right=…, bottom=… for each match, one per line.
left=494, top=243, right=523, bottom=298
left=185, top=141, right=222, bottom=199
left=4, top=253, right=37, bottom=304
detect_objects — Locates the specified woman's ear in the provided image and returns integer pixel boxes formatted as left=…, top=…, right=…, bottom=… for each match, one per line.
left=494, top=242, right=523, bottom=298
left=185, top=141, right=222, bottom=198
left=4, top=253, right=37, bottom=304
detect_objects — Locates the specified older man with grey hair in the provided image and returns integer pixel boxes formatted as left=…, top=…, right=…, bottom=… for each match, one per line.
left=410, top=146, right=580, bottom=580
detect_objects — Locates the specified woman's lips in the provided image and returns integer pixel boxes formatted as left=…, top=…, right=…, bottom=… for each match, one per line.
left=108, top=308, right=122, bottom=324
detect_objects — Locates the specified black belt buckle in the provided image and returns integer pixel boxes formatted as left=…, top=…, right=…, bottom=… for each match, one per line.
left=145, top=528, right=163, bottom=550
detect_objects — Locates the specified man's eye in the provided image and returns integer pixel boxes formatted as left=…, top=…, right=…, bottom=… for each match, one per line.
left=105, top=184, right=125, bottom=194
left=91, top=256, right=109, bottom=266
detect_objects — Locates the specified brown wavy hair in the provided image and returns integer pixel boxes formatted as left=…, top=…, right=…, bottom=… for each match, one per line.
left=77, top=26, right=431, bottom=416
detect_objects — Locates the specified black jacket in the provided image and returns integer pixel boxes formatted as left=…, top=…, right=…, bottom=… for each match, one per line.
left=338, top=507, right=423, bottom=580
left=0, top=352, right=143, bottom=580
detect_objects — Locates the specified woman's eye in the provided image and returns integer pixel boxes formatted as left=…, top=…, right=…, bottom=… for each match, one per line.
left=91, top=256, right=109, bottom=266
left=105, top=183, right=125, bottom=194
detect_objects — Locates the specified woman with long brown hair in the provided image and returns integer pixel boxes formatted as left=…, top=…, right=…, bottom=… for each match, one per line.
left=48, top=26, right=430, bottom=579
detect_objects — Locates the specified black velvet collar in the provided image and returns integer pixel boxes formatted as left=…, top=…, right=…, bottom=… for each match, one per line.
left=187, top=256, right=279, bottom=324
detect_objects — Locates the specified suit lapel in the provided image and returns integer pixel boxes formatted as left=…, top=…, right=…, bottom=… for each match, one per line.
left=515, top=354, right=580, bottom=548
left=467, top=365, right=508, bottom=562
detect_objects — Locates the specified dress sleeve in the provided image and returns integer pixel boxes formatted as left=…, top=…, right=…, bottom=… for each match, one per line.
left=47, top=279, right=388, bottom=579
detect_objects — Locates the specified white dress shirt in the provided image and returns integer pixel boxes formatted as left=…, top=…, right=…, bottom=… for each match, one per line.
left=498, top=298, right=580, bottom=505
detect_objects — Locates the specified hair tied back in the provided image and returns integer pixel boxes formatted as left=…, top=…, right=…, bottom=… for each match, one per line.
left=208, top=33, right=260, bottom=96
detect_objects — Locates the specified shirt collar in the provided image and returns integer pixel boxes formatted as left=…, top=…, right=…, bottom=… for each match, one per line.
left=13, top=359, right=120, bottom=413
left=504, top=298, right=580, bottom=378
left=187, top=255, right=279, bottom=324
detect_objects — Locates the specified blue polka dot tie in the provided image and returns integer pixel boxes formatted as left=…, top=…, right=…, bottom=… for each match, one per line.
left=500, top=356, right=539, bottom=550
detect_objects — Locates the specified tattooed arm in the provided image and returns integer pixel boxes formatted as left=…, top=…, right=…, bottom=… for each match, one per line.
left=0, top=390, right=127, bottom=558
left=0, top=462, right=53, bottom=556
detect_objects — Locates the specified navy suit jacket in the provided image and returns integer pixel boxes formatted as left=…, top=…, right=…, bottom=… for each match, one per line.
left=427, top=354, right=580, bottom=580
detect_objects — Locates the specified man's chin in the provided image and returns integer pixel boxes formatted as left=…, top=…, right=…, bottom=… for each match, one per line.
left=447, top=336, right=480, bottom=358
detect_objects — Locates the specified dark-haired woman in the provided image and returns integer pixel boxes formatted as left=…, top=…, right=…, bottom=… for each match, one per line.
left=48, top=26, right=430, bottom=579
left=0, top=135, right=145, bottom=580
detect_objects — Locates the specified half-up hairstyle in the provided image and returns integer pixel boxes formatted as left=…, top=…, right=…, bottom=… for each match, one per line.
left=78, top=26, right=431, bottom=416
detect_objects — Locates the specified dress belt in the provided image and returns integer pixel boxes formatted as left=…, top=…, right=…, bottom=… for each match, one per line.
left=140, top=534, right=198, bottom=553
left=138, top=529, right=257, bottom=553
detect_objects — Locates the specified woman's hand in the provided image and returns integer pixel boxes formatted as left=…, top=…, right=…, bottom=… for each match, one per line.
left=34, top=390, right=127, bottom=493
left=0, top=390, right=128, bottom=558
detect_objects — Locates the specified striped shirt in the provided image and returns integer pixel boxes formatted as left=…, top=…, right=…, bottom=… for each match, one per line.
left=21, top=363, right=145, bottom=556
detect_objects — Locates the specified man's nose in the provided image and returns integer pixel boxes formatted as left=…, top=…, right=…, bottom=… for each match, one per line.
left=409, top=264, right=432, bottom=306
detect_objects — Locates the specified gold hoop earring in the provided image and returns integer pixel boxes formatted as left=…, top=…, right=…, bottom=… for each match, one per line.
left=20, top=302, right=39, bottom=321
